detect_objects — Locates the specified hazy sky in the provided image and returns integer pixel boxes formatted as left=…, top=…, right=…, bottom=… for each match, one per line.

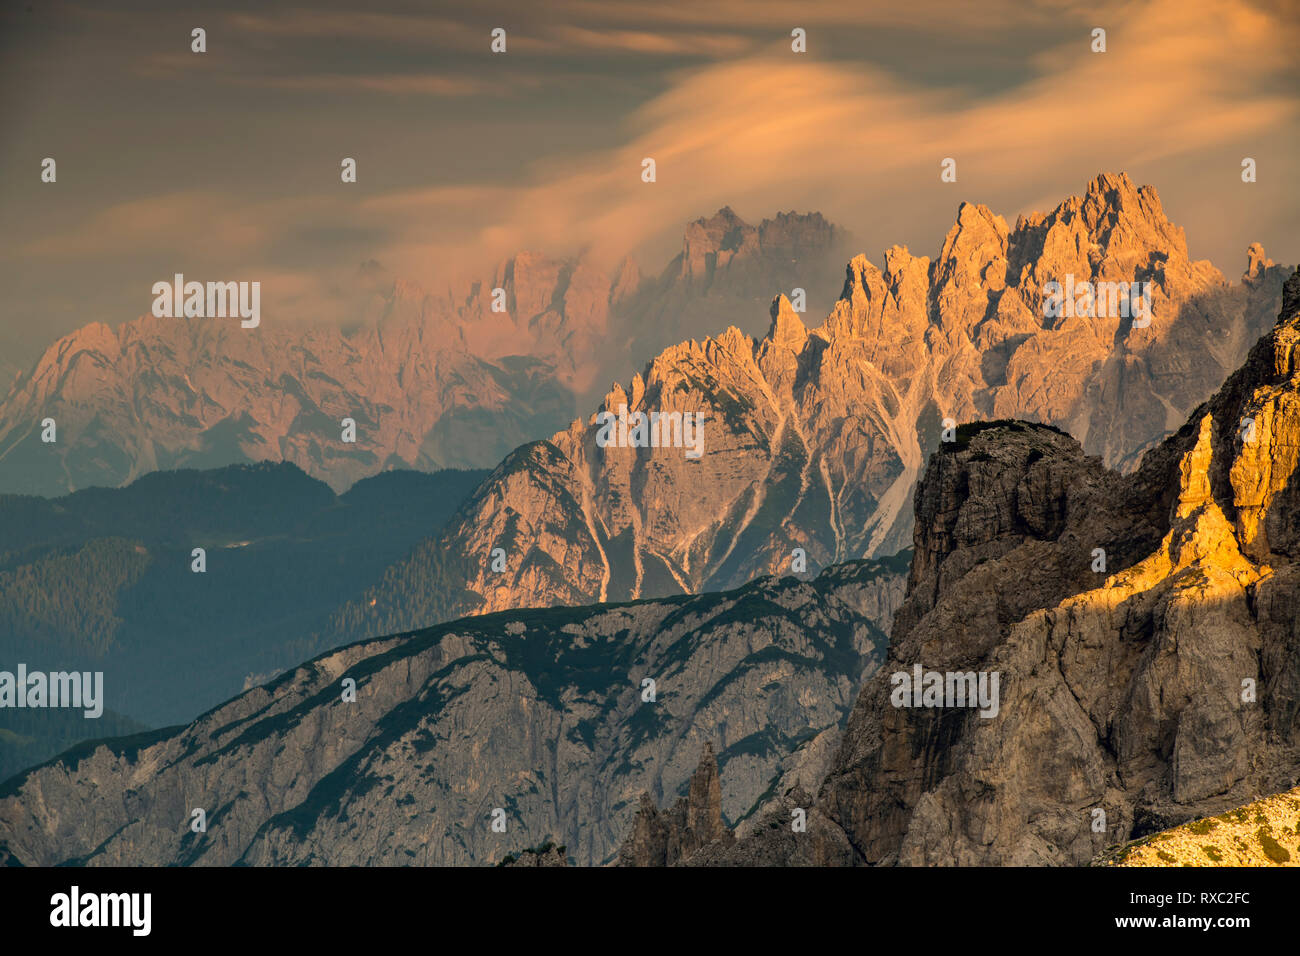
left=2, top=0, right=1297, bottom=374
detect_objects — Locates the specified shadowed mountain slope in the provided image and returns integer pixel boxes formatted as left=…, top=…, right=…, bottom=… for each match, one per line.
left=0, top=553, right=907, bottom=866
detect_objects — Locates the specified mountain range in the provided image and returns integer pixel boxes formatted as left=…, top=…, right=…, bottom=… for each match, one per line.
left=0, top=209, right=846, bottom=497
left=330, top=174, right=1289, bottom=640
left=1, top=174, right=1295, bottom=867
left=5, top=266, right=1298, bottom=867
left=0, top=552, right=906, bottom=866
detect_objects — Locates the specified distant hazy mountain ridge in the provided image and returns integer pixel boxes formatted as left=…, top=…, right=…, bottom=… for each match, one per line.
left=0, top=209, right=843, bottom=496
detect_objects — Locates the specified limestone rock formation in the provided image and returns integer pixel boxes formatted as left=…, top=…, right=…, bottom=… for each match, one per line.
left=617, top=744, right=734, bottom=866
left=620, top=207, right=847, bottom=365
left=0, top=283, right=580, bottom=496
left=498, top=843, right=570, bottom=867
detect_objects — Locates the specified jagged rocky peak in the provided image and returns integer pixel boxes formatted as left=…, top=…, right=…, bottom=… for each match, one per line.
left=677, top=206, right=838, bottom=282
left=682, top=206, right=752, bottom=273
left=0, top=199, right=851, bottom=496
left=765, top=293, right=808, bottom=352
left=758, top=209, right=837, bottom=258
left=498, top=843, right=570, bottom=867
left=618, top=743, right=735, bottom=866
left=1079, top=171, right=1186, bottom=257
left=1245, top=241, right=1278, bottom=285
left=933, top=201, right=1010, bottom=289
left=837, top=171, right=1216, bottom=345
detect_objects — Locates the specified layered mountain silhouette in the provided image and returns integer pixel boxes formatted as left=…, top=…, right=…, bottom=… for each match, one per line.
left=0, top=209, right=844, bottom=497
left=637, top=267, right=1300, bottom=866
left=333, top=174, right=1288, bottom=639
left=1, top=176, right=1294, bottom=868
left=0, top=463, right=486, bottom=736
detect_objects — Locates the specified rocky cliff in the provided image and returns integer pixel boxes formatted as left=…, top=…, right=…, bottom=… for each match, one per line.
left=669, top=266, right=1300, bottom=866
left=338, top=174, right=1288, bottom=640
left=617, top=743, right=735, bottom=866
left=498, top=842, right=570, bottom=867
left=0, top=554, right=905, bottom=866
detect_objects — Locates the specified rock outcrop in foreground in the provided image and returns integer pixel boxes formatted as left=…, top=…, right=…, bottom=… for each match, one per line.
left=1096, top=785, right=1300, bottom=867
left=670, top=267, right=1300, bottom=866
left=0, top=555, right=905, bottom=866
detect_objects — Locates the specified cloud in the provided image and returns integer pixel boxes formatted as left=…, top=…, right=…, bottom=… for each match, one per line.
left=545, top=0, right=1131, bottom=34
left=239, top=72, right=496, bottom=96
left=24, top=192, right=282, bottom=258
left=223, top=5, right=751, bottom=57
left=8, top=0, right=1297, bottom=342
left=130, top=51, right=543, bottom=97
left=544, top=26, right=753, bottom=56
left=226, top=9, right=473, bottom=43
left=342, top=0, right=1297, bottom=281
